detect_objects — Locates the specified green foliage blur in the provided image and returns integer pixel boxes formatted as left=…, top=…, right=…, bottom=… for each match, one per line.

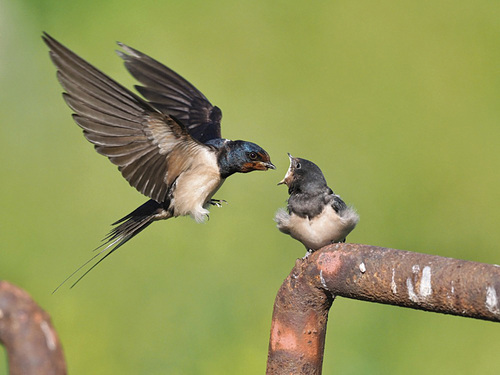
left=1, top=1, right=499, bottom=374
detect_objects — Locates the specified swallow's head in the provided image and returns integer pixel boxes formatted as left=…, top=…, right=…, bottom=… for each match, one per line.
left=221, top=140, right=275, bottom=176
left=278, top=154, right=327, bottom=193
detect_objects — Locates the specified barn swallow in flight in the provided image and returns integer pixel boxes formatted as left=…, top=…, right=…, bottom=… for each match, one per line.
left=42, top=33, right=274, bottom=288
left=274, top=154, right=358, bottom=252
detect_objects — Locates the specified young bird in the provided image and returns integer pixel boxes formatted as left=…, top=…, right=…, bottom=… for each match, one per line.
left=275, top=154, right=359, bottom=252
left=43, top=33, right=275, bottom=287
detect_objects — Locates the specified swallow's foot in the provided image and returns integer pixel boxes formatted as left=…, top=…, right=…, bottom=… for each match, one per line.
left=210, top=199, right=227, bottom=208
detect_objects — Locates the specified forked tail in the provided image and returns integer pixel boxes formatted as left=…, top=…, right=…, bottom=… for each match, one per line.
left=54, top=200, right=169, bottom=292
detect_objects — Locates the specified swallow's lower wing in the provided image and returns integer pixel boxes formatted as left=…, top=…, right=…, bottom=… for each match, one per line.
left=43, top=33, right=209, bottom=203
left=116, top=43, right=222, bottom=144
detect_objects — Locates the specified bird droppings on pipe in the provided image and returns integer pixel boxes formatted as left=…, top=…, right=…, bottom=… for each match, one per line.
left=319, top=270, right=328, bottom=290
left=486, top=286, right=499, bottom=315
left=419, top=266, right=432, bottom=297
left=406, top=278, right=418, bottom=302
left=40, top=321, right=57, bottom=351
left=391, top=268, right=397, bottom=294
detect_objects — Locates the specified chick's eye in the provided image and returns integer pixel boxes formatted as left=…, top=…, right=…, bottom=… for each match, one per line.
left=249, top=152, right=258, bottom=160
left=295, top=162, right=301, bottom=169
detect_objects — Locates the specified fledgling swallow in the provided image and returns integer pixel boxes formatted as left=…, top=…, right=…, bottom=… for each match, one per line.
left=42, top=33, right=275, bottom=288
left=274, top=154, right=359, bottom=252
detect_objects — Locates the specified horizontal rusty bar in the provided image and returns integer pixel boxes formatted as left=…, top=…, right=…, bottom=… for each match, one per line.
left=316, top=243, right=500, bottom=321
left=267, top=243, right=500, bottom=374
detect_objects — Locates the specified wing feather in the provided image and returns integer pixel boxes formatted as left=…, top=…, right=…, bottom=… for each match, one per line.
left=72, top=116, right=141, bottom=136
left=84, top=133, right=148, bottom=147
left=117, top=43, right=222, bottom=143
left=63, top=94, right=143, bottom=130
left=43, top=33, right=210, bottom=203
left=57, top=71, right=142, bottom=122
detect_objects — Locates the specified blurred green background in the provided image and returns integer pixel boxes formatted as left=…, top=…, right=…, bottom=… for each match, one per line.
left=1, top=0, right=499, bottom=374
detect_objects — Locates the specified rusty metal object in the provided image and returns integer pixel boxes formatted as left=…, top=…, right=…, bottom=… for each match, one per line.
left=0, top=281, right=67, bottom=375
left=266, top=243, right=500, bottom=374
left=267, top=258, right=334, bottom=375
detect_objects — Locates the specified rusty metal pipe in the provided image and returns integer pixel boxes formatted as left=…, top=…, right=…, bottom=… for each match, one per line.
left=0, top=281, right=67, bottom=375
left=266, top=243, right=500, bottom=374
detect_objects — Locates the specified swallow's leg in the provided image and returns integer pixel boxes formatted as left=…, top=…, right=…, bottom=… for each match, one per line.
left=209, top=199, right=227, bottom=208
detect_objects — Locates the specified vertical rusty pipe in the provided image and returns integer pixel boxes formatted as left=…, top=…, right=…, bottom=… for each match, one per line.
left=267, top=243, right=500, bottom=374
left=266, top=258, right=334, bottom=375
left=0, top=281, right=67, bottom=375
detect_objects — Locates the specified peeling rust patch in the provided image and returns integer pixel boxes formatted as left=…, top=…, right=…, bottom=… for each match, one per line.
left=317, top=251, right=342, bottom=277
left=270, top=320, right=298, bottom=352
left=301, top=312, right=322, bottom=359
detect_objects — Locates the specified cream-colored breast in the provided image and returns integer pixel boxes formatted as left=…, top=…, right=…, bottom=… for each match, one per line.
left=171, top=148, right=223, bottom=223
left=286, top=205, right=355, bottom=250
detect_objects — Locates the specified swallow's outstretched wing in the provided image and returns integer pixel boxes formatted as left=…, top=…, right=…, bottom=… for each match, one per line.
left=116, top=43, right=222, bottom=144
left=43, top=33, right=210, bottom=204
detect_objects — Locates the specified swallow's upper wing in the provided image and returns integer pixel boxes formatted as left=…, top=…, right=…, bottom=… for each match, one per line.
left=116, top=43, right=222, bottom=144
left=43, top=33, right=210, bottom=203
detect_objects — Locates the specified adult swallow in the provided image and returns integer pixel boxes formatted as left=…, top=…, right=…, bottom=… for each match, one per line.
left=42, top=33, right=274, bottom=287
left=274, top=154, right=358, bottom=252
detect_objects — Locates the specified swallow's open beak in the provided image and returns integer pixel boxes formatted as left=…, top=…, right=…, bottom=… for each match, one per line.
left=254, top=161, right=275, bottom=171
left=265, top=162, right=276, bottom=170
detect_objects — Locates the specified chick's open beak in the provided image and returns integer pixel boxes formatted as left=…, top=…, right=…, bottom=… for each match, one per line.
left=277, top=172, right=292, bottom=186
left=278, top=153, right=294, bottom=185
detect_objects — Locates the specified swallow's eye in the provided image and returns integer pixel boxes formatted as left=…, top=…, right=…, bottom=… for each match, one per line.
left=249, top=152, right=258, bottom=160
